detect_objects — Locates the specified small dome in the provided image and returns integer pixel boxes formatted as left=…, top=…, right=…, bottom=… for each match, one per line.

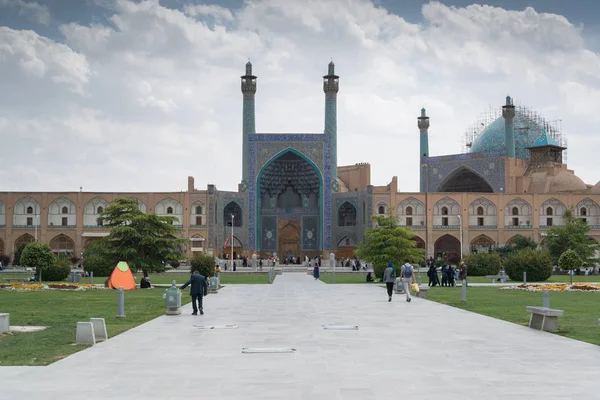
left=549, top=171, right=587, bottom=193
left=470, top=110, right=549, bottom=160
left=590, top=181, right=600, bottom=194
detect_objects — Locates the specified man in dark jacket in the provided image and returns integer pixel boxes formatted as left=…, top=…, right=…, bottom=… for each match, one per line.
left=181, top=270, right=208, bottom=315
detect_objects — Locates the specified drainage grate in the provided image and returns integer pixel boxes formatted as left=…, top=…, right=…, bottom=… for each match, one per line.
left=323, top=324, right=359, bottom=330
left=242, top=347, right=297, bottom=354
left=194, top=324, right=239, bottom=330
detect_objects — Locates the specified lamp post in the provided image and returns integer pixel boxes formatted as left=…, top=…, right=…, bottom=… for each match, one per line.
left=457, top=214, right=463, bottom=261
left=34, top=214, right=39, bottom=241
left=230, top=214, right=234, bottom=272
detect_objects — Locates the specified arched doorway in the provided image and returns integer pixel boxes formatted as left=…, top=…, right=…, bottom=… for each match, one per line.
left=413, top=236, right=426, bottom=249
left=337, top=236, right=356, bottom=259
left=434, top=234, right=460, bottom=260
left=0, top=237, right=4, bottom=257
left=279, top=222, right=300, bottom=259
left=14, top=234, right=35, bottom=253
left=50, top=234, right=75, bottom=256
left=438, top=167, right=493, bottom=192
left=258, top=149, right=322, bottom=254
left=470, top=235, right=495, bottom=254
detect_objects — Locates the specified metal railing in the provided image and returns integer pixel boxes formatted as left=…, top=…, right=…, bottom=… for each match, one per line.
left=189, top=224, right=207, bottom=228
left=433, top=225, right=460, bottom=229
left=48, top=225, right=76, bottom=228
left=12, top=225, right=40, bottom=228
left=399, top=225, right=425, bottom=229
left=469, top=225, right=497, bottom=229
left=504, top=225, right=532, bottom=229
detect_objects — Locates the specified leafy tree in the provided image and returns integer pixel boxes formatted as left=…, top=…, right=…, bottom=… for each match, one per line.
left=355, top=214, right=424, bottom=279
left=20, top=242, right=56, bottom=280
left=97, top=198, right=188, bottom=274
left=461, top=252, right=502, bottom=276
left=189, top=254, right=216, bottom=278
left=546, top=208, right=598, bottom=267
left=13, top=244, right=27, bottom=265
left=503, top=249, right=553, bottom=282
left=512, top=235, right=538, bottom=251
left=558, top=249, right=583, bottom=284
left=83, top=240, right=118, bottom=277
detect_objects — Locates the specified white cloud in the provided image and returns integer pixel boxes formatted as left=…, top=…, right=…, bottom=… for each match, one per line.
left=0, top=0, right=51, bottom=25
left=0, top=0, right=599, bottom=192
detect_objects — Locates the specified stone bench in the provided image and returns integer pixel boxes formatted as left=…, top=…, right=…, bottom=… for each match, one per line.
left=415, top=285, right=429, bottom=299
left=485, top=274, right=508, bottom=283
left=526, top=306, right=564, bottom=332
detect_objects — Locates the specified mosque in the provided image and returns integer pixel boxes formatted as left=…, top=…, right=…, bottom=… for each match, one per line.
left=1, top=62, right=599, bottom=262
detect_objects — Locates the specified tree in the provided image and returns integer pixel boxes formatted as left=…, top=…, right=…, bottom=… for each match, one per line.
left=512, top=235, right=538, bottom=251
left=503, top=249, right=553, bottom=282
left=20, top=242, right=56, bottom=279
left=83, top=240, right=119, bottom=277
left=96, top=198, right=188, bottom=274
left=13, top=243, right=27, bottom=265
left=355, top=214, right=424, bottom=279
left=558, top=249, right=583, bottom=285
left=546, top=208, right=599, bottom=267
left=189, top=254, right=215, bottom=278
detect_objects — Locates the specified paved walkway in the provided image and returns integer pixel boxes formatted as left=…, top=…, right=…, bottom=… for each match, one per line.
left=2, top=273, right=599, bottom=399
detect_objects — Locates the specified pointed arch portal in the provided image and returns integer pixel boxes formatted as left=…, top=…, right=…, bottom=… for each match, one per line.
left=438, top=167, right=493, bottom=193
left=257, top=149, right=322, bottom=256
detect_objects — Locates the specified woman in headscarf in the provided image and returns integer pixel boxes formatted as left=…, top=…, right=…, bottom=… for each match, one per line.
left=313, top=260, right=320, bottom=280
left=382, top=261, right=397, bottom=302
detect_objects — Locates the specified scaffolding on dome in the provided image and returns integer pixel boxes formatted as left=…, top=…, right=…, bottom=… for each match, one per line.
left=462, top=104, right=567, bottom=164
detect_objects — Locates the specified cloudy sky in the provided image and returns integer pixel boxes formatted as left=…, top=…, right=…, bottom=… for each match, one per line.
left=1, top=0, right=599, bottom=193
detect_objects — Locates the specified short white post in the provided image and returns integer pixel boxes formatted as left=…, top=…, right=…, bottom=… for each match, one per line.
left=0, top=313, right=9, bottom=334
left=543, top=290, right=550, bottom=308
left=523, top=271, right=527, bottom=284
left=461, top=278, right=467, bottom=302
left=89, top=271, right=94, bottom=284
left=76, top=322, right=96, bottom=345
left=90, top=318, right=108, bottom=341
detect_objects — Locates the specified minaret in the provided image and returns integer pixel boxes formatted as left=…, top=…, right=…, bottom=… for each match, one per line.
left=241, top=61, right=257, bottom=185
left=418, top=108, right=430, bottom=192
left=502, top=95, right=516, bottom=158
left=323, top=61, right=339, bottom=191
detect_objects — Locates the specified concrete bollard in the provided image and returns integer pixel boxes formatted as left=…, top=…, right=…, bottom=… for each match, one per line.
left=461, top=278, right=467, bottom=302
left=523, top=271, right=527, bottom=284
left=543, top=290, right=550, bottom=308
left=76, top=322, right=96, bottom=345
left=116, top=287, right=125, bottom=318
left=90, top=318, right=108, bottom=341
left=89, top=271, right=94, bottom=284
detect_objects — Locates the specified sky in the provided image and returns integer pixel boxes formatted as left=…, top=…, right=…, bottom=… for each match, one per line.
left=1, top=0, right=599, bottom=193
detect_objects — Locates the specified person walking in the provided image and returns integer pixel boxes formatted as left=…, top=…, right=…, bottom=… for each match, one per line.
left=382, top=261, right=397, bottom=302
left=313, top=260, right=320, bottom=280
left=459, top=262, right=468, bottom=283
left=181, top=270, right=208, bottom=315
left=401, top=259, right=414, bottom=302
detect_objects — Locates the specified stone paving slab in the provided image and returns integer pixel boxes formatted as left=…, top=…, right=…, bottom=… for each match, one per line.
left=1, top=273, right=599, bottom=399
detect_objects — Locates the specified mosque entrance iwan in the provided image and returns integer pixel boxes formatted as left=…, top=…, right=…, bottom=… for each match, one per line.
left=258, top=150, right=322, bottom=259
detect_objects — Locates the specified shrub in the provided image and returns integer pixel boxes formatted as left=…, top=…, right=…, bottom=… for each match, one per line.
left=20, top=242, right=56, bottom=275
left=43, top=255, right=71, bottom=281
left=558, top=249, right=583, bottom=272
left=190, top=254, right=216, bottom=278
left=446, top=253, right=461, bottom=265
left=503, top=249, right=553, bottom=282
left=461, top=252, right=502, bottom=276
left=169, top=260, right=180, bottom=269
left=69, top=256, right=81, bottom=265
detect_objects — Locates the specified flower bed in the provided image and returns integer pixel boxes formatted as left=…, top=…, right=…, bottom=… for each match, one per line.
left=500, top=283, right=600, bottom=292
left=0, top=282, right=107, bottom=291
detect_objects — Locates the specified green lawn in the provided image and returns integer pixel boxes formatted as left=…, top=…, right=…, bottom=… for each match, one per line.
left=0, top=289, right=191, bottom=366
left=427, top=286, right=600, bottom=346
left=0, top=272, right=275, bottom=285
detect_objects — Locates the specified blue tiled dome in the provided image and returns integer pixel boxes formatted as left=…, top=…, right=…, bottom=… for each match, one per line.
left=470, top=111, right=546, bottom=160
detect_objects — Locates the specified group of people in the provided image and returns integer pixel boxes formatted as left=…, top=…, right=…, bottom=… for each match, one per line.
left=426, top=258, right=467, bottom=287
left=382, top=259, right=415, bottom=302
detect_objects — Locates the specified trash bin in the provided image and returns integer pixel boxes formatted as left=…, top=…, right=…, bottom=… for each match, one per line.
left=209, top=277, right=219, bottom=293
left=164, top=281, right=181, bottom=315
left=394, top=277, right=405, bottom=294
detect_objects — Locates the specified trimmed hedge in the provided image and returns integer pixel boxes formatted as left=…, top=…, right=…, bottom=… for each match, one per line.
left=503, top=249, right=553, bottom=282
left=461, top=252, right=502, bottom=276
